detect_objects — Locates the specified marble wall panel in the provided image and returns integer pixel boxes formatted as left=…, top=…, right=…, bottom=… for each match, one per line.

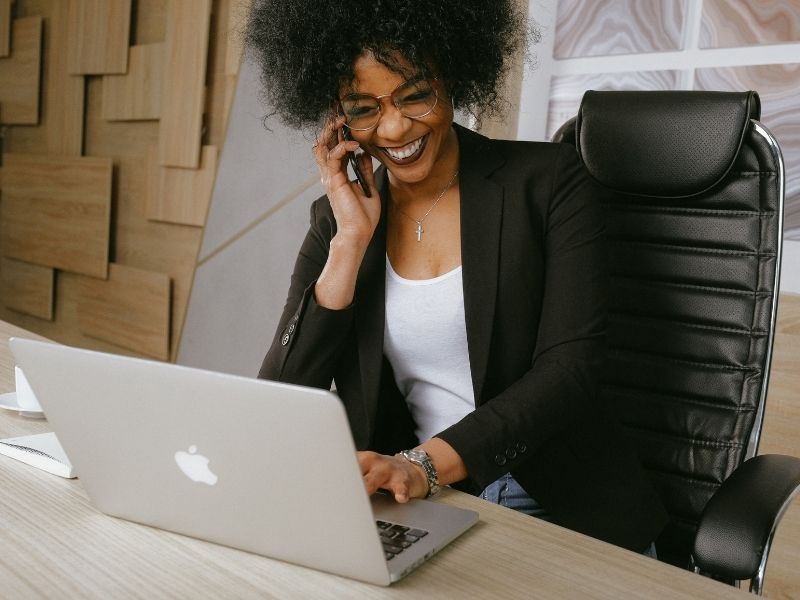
left=547, top=70, right=681, bottom=140
left=695, top=64, right=800, bottom=240
left=700, top=0, right=800, bottom=49
left=554, top=0, right=686, bottom=59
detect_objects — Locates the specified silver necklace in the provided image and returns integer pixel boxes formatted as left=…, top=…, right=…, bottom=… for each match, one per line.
left=393, top=169, right=459, bottom=242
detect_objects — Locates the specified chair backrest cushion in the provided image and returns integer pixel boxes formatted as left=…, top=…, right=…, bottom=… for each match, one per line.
left=576, top=91, right=760, bottom=197
left=554, top=90, right=782, bottom=567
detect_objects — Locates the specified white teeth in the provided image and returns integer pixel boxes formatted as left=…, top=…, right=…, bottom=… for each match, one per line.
left=385, top=137, right=423, bottom=160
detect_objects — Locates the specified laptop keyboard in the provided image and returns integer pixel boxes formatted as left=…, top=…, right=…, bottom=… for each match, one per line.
left=376, top=520, right=429, bottom=560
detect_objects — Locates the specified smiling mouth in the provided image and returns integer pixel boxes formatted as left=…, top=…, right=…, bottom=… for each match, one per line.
left=381, top=134, right=428, bottom=165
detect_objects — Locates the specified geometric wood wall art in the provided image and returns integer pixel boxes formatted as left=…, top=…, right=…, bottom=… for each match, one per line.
left=159, top=0, right=212, bottom=168
left=46, top=0, right=86, bottom=156
left=0, top=153, right=112, bottom=279
left=77, top=263, right=171, bottom=360
left=102, top=43, right=164, bottom=121
left=146, top=145, right=218, bottom=226
left=0, top=257, right=55, bottom=321
left=225, top=0, right=250, bottom=77
left=0, top=17, right=43, bottom=125
left=0, top=0, right=11, bottom=57
left=66, top=0, right=131, bottom=75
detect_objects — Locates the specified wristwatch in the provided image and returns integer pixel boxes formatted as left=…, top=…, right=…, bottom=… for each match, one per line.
left=400, top=449, right=441, bottom=498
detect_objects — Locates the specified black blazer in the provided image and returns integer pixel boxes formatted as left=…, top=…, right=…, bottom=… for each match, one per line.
left=259, top=124, right=668, bottom=552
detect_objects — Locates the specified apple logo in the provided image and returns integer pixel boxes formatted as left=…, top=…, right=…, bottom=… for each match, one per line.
left=174, top=445, right=218, bottom=485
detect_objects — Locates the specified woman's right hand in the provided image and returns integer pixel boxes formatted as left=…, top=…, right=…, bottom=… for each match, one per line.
left=314, top=115, right=380, bottom=250
left=311, top=115, right=380, bottom=310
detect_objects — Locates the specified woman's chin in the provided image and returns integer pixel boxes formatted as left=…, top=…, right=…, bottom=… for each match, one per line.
left=383, top=161, right=433, bottom=186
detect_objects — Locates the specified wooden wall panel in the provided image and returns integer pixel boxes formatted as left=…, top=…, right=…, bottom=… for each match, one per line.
left=66, top=0, right=130, bottom=75
left=130, top=0, right=167, bottom=45
left=158, top=0, right=211, bottom=168
left=77, top=263, right=170, bottom=360
left=0, top=16, right=42, bottom=124
left=147, top=145, right=218, bottom=226
left=0, top=258, right=54, bottom=321
left=1, top=0, right=227, bottom=362
left=205, top=0, right=243, bottom=152
left=82, top=77, right=202, bottom=363
left=0, top=0, right=11, bottom=57
left=0, top=153, right=111, bottom=279
left=224, top=0, right=249, bottom=76
left=102, top=43, right=163, bottom=121
left=46, top=0, right=85, bottom=156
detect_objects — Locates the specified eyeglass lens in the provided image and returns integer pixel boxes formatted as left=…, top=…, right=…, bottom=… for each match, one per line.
left=340, top=79, right=437, bottom=131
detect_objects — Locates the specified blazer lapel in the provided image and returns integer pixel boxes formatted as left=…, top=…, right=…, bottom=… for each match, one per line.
left=355, top=167, right=390, bottom=433
left=456, top=125, right=506, bottom=404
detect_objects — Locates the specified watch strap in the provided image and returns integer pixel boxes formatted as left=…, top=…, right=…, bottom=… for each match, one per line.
left=400, top=449, right=441, bottom=498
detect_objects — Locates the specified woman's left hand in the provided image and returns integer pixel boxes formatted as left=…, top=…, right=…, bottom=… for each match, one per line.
left=357, top=451, right=429, bottom=503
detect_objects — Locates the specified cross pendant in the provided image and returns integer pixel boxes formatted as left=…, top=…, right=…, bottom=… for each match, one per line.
left=415, top=222, right=423, bottom=242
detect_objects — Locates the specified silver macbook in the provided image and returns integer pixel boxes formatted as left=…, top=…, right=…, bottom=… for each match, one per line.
left=9, top=338, right=478, bottom=586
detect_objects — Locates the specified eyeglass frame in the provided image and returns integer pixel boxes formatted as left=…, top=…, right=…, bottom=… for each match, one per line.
left=337, top=76, right=440, bottom=132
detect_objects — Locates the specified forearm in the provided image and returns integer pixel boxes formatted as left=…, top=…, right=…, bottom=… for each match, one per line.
left=259, top=201, right=359, bottom=386
left=314, top=234, right=369, bottom=309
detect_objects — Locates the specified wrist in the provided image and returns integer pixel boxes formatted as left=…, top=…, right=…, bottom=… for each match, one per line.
left=409, top=462, right=429, bottom=497
left=329, top=232, right=370, bottom=257
left=314, top=235, right=368, bottom=310
left=399, top=449, right=441, bottom=498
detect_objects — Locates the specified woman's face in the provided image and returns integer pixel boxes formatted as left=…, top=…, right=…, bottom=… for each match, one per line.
left=341, top=53, right=457, bottom=186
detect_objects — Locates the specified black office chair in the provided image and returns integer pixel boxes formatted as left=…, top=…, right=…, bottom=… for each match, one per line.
left=553, top=90, right=800, bottom=594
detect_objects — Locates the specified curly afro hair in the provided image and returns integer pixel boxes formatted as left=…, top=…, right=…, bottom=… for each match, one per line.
left=245, top=0, right=529, bottom=129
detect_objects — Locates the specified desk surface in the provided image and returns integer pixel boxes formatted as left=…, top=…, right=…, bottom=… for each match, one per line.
left=0, top=323, right=747, bottom=599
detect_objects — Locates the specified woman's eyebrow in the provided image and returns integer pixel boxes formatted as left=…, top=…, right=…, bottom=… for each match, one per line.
left=345, top=74, right=426, bottom=96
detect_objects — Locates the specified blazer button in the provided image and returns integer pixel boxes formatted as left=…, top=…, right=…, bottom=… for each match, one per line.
left=516, top=442, right=527, bottom=453
left=288, top=323, right=295, bottom=333
left=505, top=448, right=517, bottom=460
left=494, top=454, right=507, bottom=466
left=281, top=333, right=290, bottom=346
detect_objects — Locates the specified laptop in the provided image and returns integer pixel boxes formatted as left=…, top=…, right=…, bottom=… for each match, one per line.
left=9, top=337, right=478, bottom=586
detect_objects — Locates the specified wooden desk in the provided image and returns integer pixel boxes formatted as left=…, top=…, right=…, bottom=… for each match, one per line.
left=0, top=322, right=747, bottom=598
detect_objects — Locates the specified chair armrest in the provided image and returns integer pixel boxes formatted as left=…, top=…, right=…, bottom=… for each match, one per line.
left=692, top=454, right=800, bottom=586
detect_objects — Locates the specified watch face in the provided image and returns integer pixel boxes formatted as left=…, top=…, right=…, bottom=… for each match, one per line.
left=405, top=450, right=427, bottom=462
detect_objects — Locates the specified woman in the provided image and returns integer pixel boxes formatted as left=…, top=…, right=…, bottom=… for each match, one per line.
left=248, top=0, right=667, bottom=553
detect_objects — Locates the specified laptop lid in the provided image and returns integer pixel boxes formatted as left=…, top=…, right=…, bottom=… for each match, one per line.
left=10, top=338, right=402, bottom=584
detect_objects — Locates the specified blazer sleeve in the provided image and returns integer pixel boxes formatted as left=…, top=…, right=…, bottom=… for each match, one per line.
left=258, top=198, right=355, bottom=389
left=436, top=144, right=608, bottom=490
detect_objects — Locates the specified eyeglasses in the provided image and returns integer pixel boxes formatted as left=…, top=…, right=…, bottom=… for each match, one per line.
left=338, top=77, right=439, bottom=131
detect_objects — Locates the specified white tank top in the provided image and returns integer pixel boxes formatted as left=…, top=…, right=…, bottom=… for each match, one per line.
left=383, top=256, right=476, bottom=443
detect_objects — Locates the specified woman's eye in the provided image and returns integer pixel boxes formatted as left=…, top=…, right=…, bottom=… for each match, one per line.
left=401, top=91, right=432, bottom=103
left=346, top=105, right=377, bottom=117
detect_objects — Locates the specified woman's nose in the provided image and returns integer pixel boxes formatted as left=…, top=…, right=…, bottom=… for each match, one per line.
left=375, top=103, right=413, bottom=140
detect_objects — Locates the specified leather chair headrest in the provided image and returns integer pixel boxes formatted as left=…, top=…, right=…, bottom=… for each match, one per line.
left=574, top=90, right=761, bottom=198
